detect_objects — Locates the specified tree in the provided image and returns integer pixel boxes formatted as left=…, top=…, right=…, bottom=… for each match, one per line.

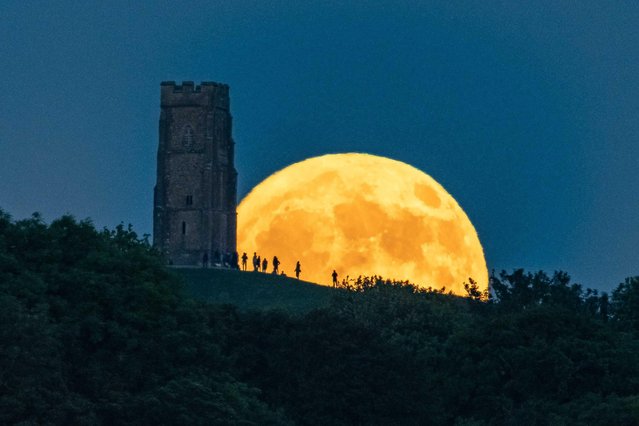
left=0, top=210, right=289, bottom=425
left=611, top=277, right=639, bottom=330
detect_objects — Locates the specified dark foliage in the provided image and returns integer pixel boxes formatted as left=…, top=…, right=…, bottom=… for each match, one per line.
left=0, top=211, right=288, bottom=425
left=2, top=209, right=639, bottom=425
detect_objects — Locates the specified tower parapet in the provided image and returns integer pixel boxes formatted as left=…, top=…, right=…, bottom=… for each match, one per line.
left=160, top=81, right=230, bottom=109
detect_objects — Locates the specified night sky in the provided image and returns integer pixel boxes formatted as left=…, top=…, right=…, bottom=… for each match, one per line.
left=1, top=1, right=637, bottom=291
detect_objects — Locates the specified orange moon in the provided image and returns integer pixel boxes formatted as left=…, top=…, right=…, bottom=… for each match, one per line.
left=237, top=153, right=488, bottom=295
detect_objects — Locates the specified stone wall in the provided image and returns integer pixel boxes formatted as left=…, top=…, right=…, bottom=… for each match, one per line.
left=153, top=81, right=237, bottom=265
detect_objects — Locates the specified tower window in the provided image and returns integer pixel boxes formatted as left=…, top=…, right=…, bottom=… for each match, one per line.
left=186, top=195, right=193, bottom=206
left=182, top=221, right=186, bottom=235
left=182, top=124, right=195, bottom=149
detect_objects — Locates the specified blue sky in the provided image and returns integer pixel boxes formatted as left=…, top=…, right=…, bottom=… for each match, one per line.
left=1, top=1, right=637, bottom=291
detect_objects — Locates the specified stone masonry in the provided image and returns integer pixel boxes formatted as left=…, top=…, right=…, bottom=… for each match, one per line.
left=153, top=81, right=237, bottom=265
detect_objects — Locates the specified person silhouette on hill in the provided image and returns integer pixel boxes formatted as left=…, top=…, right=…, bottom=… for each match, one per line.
left=294, top=261, right=301, bottom=279
left=262, top=257, right=268, bottom=272
left=241, top=252, right=248, bottom=271
left=272, top=256, right=280, bottom=274
left=202, top=252, right=209, bottom=268
left=252, top=252, right=257, bottom=271
left=332, top=270, right=338, bottom=287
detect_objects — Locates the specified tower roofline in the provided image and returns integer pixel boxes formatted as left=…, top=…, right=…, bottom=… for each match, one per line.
left=160, top=81, right=230, bottom=108
left=161, top=80, right=228, bottom=92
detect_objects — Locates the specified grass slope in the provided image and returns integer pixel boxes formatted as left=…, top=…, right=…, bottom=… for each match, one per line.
left=176, top=267, right=334, bottom=312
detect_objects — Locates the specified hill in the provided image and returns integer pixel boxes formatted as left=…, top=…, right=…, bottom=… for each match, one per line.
left=4, top=211, right=639, bottom=425
left=176, top=267, right=334, bottom=312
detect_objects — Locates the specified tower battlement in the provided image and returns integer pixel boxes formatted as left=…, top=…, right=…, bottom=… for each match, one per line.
left=160, top=81, right=229, bottom=108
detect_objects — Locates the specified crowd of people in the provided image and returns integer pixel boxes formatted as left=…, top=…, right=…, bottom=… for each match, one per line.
left=202, top=257, right=387, bottom=290
left=203, top=251, right=352, bottom=285
left=203, top=250, right=303, bottom=280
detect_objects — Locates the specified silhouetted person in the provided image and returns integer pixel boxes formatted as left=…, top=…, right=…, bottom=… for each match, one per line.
left=262, top=258, right=268, bottom=272
left=241, top=252, right=248, bottom=270
left=272, top=256, right=280, bottom=274
left=202, top=252, right=209, bottom=268
left=257, top=255, right=262, bottom=271
left=232, top=251, right=239, bottom=269
left=214, top=250, right=221, bottom=267
left=332, top=270, right=338, bottom=287
left=252, top=252, right=258, bottom=271
left=294, top=261, right=301, bottom=279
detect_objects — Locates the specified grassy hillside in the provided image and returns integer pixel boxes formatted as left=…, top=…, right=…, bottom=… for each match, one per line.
left=176, top=267, right=334, bottom=312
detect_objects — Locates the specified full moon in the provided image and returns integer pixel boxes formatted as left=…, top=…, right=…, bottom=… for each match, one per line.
left=237, top=153, right=488, bottom=295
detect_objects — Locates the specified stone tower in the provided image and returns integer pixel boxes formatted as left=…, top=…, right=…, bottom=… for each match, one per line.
left=153, top=81, right=237, bottom=266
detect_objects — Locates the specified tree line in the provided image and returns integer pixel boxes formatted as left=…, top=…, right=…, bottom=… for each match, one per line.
left=1, top=210, right=639, bottom=425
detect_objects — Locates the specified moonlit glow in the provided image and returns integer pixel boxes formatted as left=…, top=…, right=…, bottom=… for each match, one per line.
left=237, top=153, right=488, bottom=295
